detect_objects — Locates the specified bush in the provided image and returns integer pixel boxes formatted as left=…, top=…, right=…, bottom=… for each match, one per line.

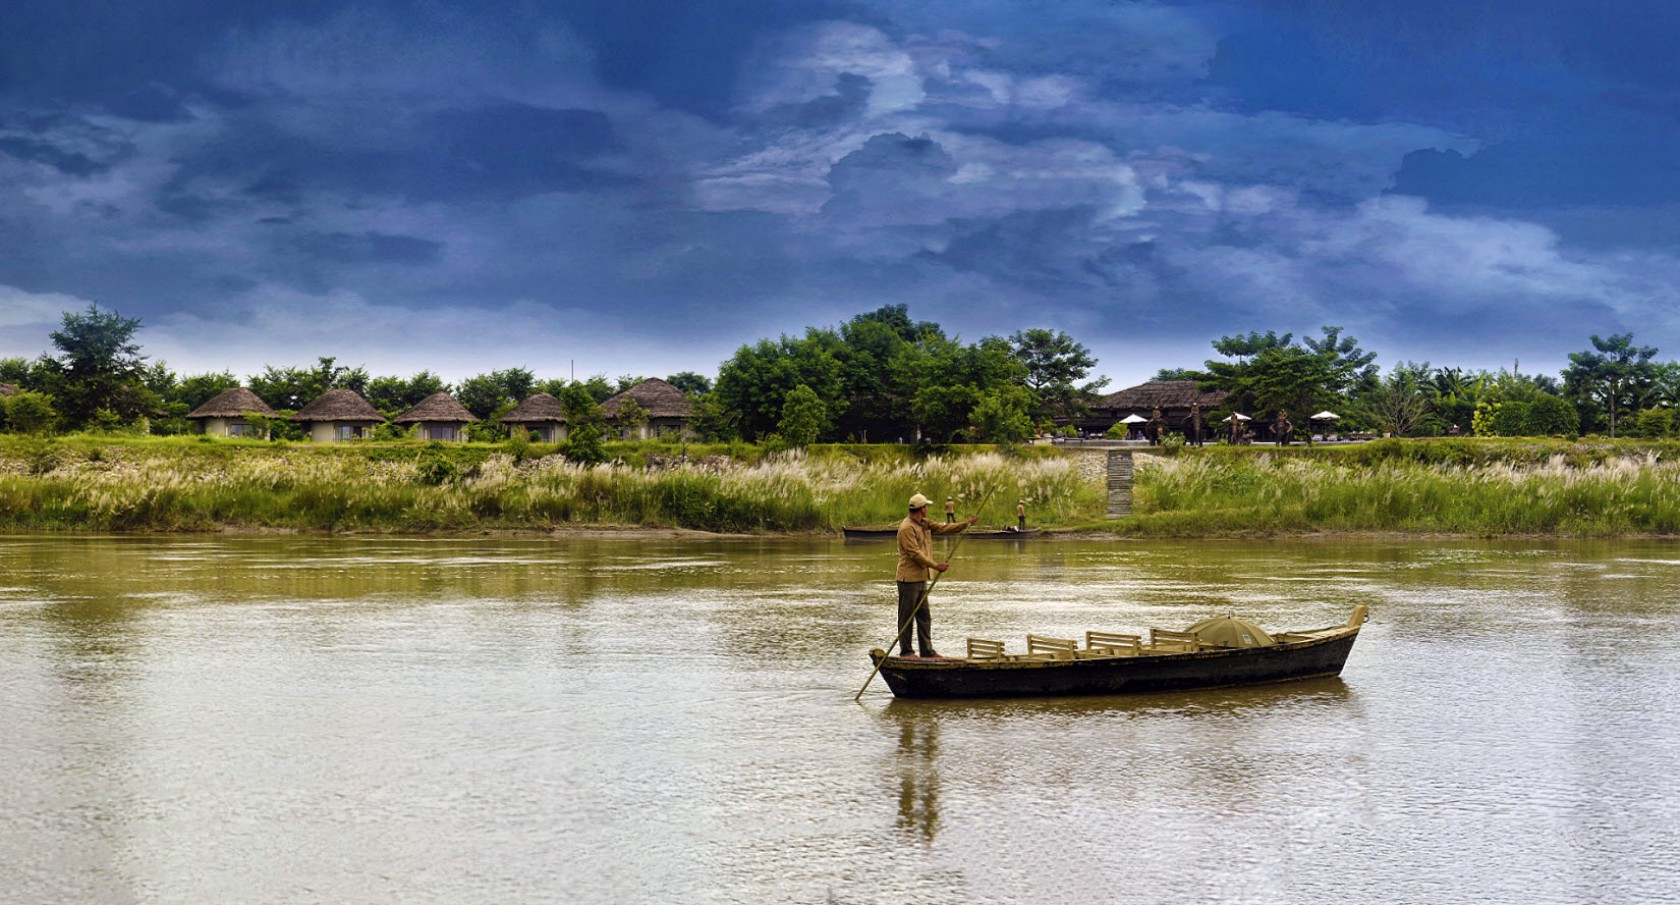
left=5, top=391, right=57, bottom=434
left=1525, top=395, right=1580, bottom=438
left=1633, top=407, right=1674, bottom=439
left=416, top=444, right=460, bottom=485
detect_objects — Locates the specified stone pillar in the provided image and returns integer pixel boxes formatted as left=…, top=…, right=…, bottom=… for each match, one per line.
left=1106, top=450, right=1134, bottom=519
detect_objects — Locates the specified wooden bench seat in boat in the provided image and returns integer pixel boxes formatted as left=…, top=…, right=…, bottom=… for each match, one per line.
left=1148, top=628, right=1202, bottom=652
left=966, top=637, right=1010, bottom=660
left=1079, top=630, right=1142, bottom=658
left=1025, top=634, right=1078, bottom=660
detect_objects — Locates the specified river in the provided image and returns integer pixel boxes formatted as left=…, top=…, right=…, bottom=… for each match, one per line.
left=2, top=534, right=1677, bottom=904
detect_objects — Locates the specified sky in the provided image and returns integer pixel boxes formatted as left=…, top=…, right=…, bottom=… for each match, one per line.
left=3, top=0, right=1680, bottom=388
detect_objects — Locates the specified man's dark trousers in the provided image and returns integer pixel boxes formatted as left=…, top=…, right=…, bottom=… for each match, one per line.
left=896, top=580, right=933, bottom=656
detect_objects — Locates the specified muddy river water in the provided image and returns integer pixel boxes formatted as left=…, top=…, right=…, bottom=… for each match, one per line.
left=2, top=534, right=1677, bottom=903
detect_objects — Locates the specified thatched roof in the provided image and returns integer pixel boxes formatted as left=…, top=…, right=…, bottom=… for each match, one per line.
left=499, top=392, right=566, bottom=424
left=0, top=382, right=16, bottom=398
left=393, top=392, right=479, bottom=424
left=601, top=378, right=693, bottom=419
left=1095, top=381, right=1228, bottom=411
left=187, top=387, right=277, bottom=419
left=291, top=388, right=387, bottom=422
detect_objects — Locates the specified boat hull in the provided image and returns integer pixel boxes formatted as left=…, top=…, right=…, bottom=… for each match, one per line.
left=869, top=630, right=1359, bottom=699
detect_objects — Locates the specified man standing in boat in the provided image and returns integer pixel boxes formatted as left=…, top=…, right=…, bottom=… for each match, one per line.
left=897, top=493, right=977, bottom=659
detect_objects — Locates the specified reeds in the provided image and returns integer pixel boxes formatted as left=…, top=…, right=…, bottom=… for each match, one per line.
left=0, top=440, right=1102, bottom=533
left=1127, top=449, right=1680, bottom=535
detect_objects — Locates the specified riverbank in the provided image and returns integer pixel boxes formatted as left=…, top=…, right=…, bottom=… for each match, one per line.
left=6, top=435, right=1680, bottom=536
left=0, top=436, right=1096, bottom=533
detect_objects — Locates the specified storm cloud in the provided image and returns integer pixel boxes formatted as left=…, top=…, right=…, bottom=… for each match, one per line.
left=3, top=0, right=1679, bottom=383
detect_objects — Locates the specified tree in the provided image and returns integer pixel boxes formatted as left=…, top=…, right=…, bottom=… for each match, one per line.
left=367, top=371, right=450, bottom=417
left=249, top=356, right=367, bottom=410
left=1563, top=333, right=1659, bottom=437
left=1360, top=362, right=1432, bottom=436
left=971, top=385, right=1035, bottom=443
left=456, top=368, right=534, bottom=419
left=1009, top=328, right=1105, bottom=422
left=666, top=371, right=713, bottom=396
left=41, top=305, right=153, bottom=426
left=557, top=383, right=607, bottom=465
left=1247, top=345, right=1338, bottom=422
left=778, top=384, right=827, bottom=448
left=1153, top=367, right=1200, bottom=381
left=614, top=397, right=649, bottom=440
left=713, top=330, right=846, bottom=441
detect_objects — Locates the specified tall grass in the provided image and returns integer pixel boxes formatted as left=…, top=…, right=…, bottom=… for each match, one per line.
left=1124, top=450, right=1680, bottom=536
left=0, top=440, right=1102, bottom=533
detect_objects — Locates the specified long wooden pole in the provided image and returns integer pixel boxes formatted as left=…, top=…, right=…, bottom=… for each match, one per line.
left=854, top=486, right=998, bottom=701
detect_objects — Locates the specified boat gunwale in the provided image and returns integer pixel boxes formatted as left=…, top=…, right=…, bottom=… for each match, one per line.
left=872, top=623, right=1362, bottom=672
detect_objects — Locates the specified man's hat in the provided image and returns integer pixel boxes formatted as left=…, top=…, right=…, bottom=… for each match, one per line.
left=909, top=493, right=931, bottom=510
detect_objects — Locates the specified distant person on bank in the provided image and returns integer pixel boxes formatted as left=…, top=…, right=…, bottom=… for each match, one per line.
left=896, top=493, right=977, bottom=658
left=944, top=497, right=956, bottom=523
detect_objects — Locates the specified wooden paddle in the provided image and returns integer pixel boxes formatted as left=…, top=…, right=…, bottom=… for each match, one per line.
left=853, top=486, right=998, bottom=701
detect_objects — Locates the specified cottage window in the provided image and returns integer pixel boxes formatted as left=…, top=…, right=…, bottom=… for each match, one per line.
left=228, top=422, right=255, bottom=438
left=427, top=426, right=455, bottom=441
left=336, top=425, right=365, bottom=441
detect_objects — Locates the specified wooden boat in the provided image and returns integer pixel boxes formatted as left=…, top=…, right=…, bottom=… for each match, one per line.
left=842, top=526, right=1041, bottom=540
left=868, top=607, right=1368, bottom=699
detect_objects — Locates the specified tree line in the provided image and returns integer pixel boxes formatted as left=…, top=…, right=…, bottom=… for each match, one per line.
left=0, top=303, right=1671, bottom=443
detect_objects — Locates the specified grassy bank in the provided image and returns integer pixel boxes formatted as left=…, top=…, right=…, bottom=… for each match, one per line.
left=9, top=435, right=1680, bottom=536
left=0, top=436, right=1098, bottom=533
left=1114, top=439, right=1680, bottom=536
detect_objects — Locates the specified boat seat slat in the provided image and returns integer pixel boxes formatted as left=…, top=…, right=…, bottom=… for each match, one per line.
left=1085, top=631, right=1142, bottom=656
left=1026, top=634, right=1078, bottom=660
left=1148, top=628, right=1202, bottom=652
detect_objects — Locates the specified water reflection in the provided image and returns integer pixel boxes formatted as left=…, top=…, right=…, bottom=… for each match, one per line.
left=893, top=712, right=941, bottom=842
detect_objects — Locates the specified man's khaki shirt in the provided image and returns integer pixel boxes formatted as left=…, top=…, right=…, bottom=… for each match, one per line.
left=896, top=515, right=969, bottom=582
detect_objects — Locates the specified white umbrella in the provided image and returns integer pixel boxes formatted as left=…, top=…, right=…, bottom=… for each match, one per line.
left=1310, top=411, right=1340, bottom=421
left=1222, top=413, right=1252, bottom=422
left=1119, top=414, right=1148, bottom=423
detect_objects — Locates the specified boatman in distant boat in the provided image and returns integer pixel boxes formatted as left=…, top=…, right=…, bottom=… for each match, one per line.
left=944, top=497, right=956, bottom=523
left=897, top=493, right=977, bottom=659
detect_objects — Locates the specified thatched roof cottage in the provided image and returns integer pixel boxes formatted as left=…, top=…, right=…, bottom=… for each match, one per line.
left=187, top=387, right=278, bottom=438
left=499, top=392, right=568, bottom=443
left=291, top=388, right=386, bottom=442
left=1085, top=381, right=1229, bottom=436
left=600, top=378, right=695, bottom=440
left=393, top=392, right=478, bottom=442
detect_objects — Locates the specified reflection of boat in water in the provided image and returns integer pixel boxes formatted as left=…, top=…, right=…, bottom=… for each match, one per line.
left=868, top=607, right=1368, bottom=699
left=842, top=526, right=1041, bottom=540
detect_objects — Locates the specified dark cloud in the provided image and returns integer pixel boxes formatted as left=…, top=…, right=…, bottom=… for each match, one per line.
left=292, top=231, right=442, bottom=266
left=2, top=0, right=1679, bottom=384
left=0, top=135, right=108, bottom=176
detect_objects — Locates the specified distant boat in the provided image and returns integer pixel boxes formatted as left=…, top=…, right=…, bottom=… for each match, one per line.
left=867, top=607, right=1368, bottom=699
left=842, top=526, right=1041, bottom=541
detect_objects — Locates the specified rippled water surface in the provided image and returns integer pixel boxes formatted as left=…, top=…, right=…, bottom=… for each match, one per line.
left=3, top=534, right=1678, bottom=904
